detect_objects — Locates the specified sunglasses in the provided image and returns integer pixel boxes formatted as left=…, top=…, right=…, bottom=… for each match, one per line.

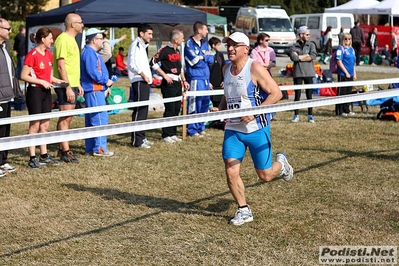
left=264, top=39, right=270, bottom=42
left=305, top=34, right=310, bottom=36
left=345, top=38, right=351, bottom=40
left=0, top=26, right=11, bottom=31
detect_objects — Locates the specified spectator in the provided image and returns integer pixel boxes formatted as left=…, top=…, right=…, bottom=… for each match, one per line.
left=368, top=27, right=378, bottom=66
left=13, top=25, right=26, bottom=79
left=391, top=30, right=397, bottom=59
left=53, top=13, right=84, bottom=163
left=150, top=29, right=189, bottom=143
left=336, top=33, right=356, bottom=116
left=208, top=36, right=225, bottom=108
left=250, top=33, right=276, bottom=76
left=380, top=44, right=392, bottom=66
left=227, top=21, right=235, bottom=35
left=338, top=27, right=345, bottom=45
left=350, top=20, right=365, bottom=66
left=250, top=32, right=277, bottom=120
left=99, top=27, right=127, bottom=78
left=323, top=26, right=333, bottom=64
left=289, top=26, right=317, bottom=123
left=115, top=47, right=128, bottom=76
left=0, top=18, right=21, bottom=176
left=184, top=21, right=214, bottom=137
left=21, top=27, right=64, bottom=169
left=81, top=28, right=114, bottom=157
left=127, top=24, right=154, bottom=149
left=210, top=32, right=293, bottom=226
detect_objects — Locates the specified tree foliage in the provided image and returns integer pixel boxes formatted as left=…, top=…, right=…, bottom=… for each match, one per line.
left=0, top=0, right=50, bottom=21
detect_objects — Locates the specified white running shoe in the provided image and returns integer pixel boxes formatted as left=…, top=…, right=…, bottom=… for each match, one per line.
left=170, top=135, right=182, bottom=142
left=0, top=163, right=16, bottom=173
left=291, top=115, right=299, bottom=123
left=229, top=207, right=254, bottom=226
left=276, top=152, right=294, bottom=182
left=143, top=139, right=154, bottom=146
left=191, top=133, right=204, bottom=138
left=162, top=136, right=176, bottom=143
left=138, top=143, right=151, bottom=149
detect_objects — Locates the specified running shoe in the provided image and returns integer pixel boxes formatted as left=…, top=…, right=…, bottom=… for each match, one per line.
left=229, top=207, right=254, bottom=226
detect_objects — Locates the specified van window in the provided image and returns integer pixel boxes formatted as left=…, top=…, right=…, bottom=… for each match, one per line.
left=293, top=17, right=306, bottom=29
left=236, top=16, right=244, bottom=29
left=326, top=17, right=338, bottom=29
left=244, top=17, right=251, bottom=30
left=341, top=17, right=352, bottom=28
left=251, top=18, right=257, bottom=33
left=308, top=17, right=320, bottom=29
left=259, top=18, right=293, bottom=32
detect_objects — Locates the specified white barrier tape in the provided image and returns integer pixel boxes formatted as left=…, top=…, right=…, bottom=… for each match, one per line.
left=2, top=78, right=399, bottom=127
left=1, top=89, right=399, bottom=151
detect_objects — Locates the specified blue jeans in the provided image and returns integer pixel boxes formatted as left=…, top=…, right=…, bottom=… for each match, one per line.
left=16, top=56, right=24, bottom=79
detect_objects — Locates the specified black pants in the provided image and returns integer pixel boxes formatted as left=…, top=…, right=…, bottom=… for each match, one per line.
left=131, top=81, right=150, bottom=147
left=369, top=47, right=376, bottom=65
left=161, top=80, right=182, bottom=138
left=352, top=41, right=362, bottom=65
left=0, top=102, right=11, bottom=165
left=293, top=77, right=313, bottom=116
left=336, top=75, right=353, bottom=115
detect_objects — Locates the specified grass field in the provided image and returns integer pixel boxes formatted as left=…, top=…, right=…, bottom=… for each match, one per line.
left=1, top=71, right=399, bottom=265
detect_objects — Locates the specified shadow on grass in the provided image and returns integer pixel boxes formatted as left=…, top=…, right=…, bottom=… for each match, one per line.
left=0, top=181, right=265, bottom=258
left=295, top=147, right=399, bottom=175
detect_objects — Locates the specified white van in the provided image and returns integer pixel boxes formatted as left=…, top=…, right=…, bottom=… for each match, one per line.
left=290, top=13, right=354, bottom=51
left=235, top=6, right=296, bottom=54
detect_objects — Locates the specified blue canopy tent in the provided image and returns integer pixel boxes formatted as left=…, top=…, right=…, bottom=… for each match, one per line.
left=26, top=0, right=207, bottom=28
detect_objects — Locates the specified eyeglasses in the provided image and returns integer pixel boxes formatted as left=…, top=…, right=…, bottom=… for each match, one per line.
left=0, top=26, right=11, bottom=31
left=74, top=21, right=84, bottom=25
left=225, top=44, right=247, bottom=49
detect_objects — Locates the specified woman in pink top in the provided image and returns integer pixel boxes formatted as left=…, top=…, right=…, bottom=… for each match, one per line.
left=250, top=33, right=276, bottom=76
left=250, top=33, right=277, bottom=120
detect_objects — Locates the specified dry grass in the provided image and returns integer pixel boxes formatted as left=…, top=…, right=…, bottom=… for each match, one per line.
left=1, top=72, right=399, bottom=265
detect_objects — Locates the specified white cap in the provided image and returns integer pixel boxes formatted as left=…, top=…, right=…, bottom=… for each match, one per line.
left=297, top=26, right=308, bottom=35
left=222, top=32, right=250, bottom=46
left=85, top=28, right=105, bottom=42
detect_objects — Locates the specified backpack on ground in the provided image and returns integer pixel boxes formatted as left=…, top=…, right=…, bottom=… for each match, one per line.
left=322, top=69, right=334, bottom=83
left=376, top=98, right=399, bottom=121
left=329, top=46, right=344, bottom=74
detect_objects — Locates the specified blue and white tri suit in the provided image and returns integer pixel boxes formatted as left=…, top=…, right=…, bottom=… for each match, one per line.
left=222, top=59, right=273, bottom=170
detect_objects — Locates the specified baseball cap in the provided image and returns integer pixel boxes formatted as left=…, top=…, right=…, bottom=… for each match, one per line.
left=85, top=28, right=105, bottom=42
left=222, top=32, right=250, bottom=46
left=297, top=26, right=308, bottom=35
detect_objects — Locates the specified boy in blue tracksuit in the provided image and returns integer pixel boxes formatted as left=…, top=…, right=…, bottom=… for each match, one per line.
left=184, top=21, right=214, bottom=137
left=80, top=28, right=114, bottom=156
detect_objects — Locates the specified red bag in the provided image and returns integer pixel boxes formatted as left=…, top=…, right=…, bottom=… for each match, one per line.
left=319, top=87, right=337, bottom=96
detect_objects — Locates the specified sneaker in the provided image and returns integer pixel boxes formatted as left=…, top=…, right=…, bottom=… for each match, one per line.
left=308, top=115, right=315, bottom=123
left=276, top=152, right=294, bottom=182
left=60, top=151, right=79, bottom=164
left=162, top=136, right=176, bottom=143
left=190, top=133, right=204, bottom=138
left=93, top=151, right=114, bottom=157
left=143, top=139, right=154, bottom=146
left=229, top=207, right=254, bottom=226
left=138, top=143, right=151, bottom=149
left=0, top=163, right=16, bottom=173
left=349, top=112, right=355, bottom=116
left=28, top=158, right=42, bottom=169
left=39, top=155, right=61, bottom=166
left=0, top=169, right=7, bottom=177
left=199, top=131, right=210, bottom=136
left=341, top=113, right=348, bottom=117
left=291, top=115, right=299, bottom=123
left=171, top=135, right=182, bottom=142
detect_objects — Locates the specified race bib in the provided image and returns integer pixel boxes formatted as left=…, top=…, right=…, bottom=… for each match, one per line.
left=226, top=97, right=242, bottom=124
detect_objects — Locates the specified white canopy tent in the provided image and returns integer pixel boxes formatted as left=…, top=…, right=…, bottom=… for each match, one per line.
left=357, top=0, right=399, bottom=26
left=325, top=0, right=380, bottom=15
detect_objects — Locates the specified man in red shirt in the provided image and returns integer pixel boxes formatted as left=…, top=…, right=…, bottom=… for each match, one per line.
left=115, top=47, right=127, bottom=76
